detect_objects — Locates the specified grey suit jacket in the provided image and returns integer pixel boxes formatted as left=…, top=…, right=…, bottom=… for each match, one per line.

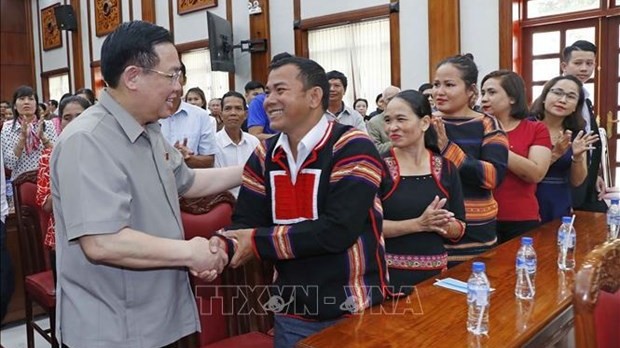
left=366, top=113, right=392, bottom=155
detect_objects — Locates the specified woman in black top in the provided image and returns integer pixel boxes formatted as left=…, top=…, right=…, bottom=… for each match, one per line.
left=381, top=90, right=466, bottom=294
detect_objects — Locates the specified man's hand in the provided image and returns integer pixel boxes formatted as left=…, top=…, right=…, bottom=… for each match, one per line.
left=186, top=237, right=227, bottom=282
left=174, top=138, right=194, bottom=160
left=220, top=229, right=255, bottom=268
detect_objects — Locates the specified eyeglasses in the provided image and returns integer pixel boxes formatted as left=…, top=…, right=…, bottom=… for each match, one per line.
left=549, top=88, right=579, bottom=103
left=143, top=68, right=183, bottom=85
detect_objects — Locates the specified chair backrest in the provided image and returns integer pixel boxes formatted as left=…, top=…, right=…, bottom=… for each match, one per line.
left=12, top=170, right=51, bottom=276
left=573, top=238, right=620, bottom=348
left=180, top=192, right=236, bottom=346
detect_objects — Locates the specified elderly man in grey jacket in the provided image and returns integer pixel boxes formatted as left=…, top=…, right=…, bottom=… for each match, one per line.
left=367, top=85, right=400, bottom=155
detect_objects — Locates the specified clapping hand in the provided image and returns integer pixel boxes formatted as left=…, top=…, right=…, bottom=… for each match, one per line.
left=174, top=138, right=194, bottom=160
left=432, top=117, right=449, bottom=152
left=552, top=130, right=572, bottom=161
left=417, top=195, right=455, bottom=236
left=571, top=130, right=599, bottom=158
left=187, top=237, right=228, bottom=282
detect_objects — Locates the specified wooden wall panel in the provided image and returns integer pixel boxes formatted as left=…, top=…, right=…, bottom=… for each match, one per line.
left=428, top=0, right=460, bottom=80
left=249, top=0, right=271, bottom=84
left=389, top=1, right=400, bottom=87
left=0, top=0, right=35, bottom=101
left=142, top=0, right=156, bottom=23
left=70, top=0, right=85, bottom=90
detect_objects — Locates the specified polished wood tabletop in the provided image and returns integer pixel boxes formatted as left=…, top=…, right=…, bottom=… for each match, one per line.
left=298, top=211, right=607, bottom=348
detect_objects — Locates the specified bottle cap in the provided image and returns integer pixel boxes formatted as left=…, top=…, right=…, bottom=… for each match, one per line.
left=472, top=262, right=485, bottom=272
left=612, top=199, right=619, bottom=205
left=562, top=216, right=572, bottom=224
left=521, top=237, right=533, bottom=245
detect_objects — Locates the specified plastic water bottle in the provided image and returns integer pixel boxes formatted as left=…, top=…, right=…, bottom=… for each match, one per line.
left=515, top=237, right=536, bottom=299
left=607, top=199, right=620, bottom=240
left=467, top=262, right=490, bottom=335
left=557, top=216, right=576, bottom=270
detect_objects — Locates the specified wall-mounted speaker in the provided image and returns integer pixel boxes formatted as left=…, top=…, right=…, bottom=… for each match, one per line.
left=54, top=5, right=77, bottom=32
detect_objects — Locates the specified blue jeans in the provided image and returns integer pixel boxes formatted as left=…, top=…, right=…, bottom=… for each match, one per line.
left=274, top=314, right=342, bottom=348
left=1, top=219, right=15, bottom=322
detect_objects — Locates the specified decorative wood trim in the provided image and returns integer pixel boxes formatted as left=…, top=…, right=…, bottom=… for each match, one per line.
left=41, top=3, right=62, bottom=51
left=176, top=39, right=209, bottom=53
left=90, top=60, right=101, bottom=68
left=41, top=67, right=71, bottom=77
left=94, top=0, right=122, bottom=37
left=128, top=0, right=133, bottom=20
left=41, top=68, right=70, bottom=101
left=249, top=0, right=271, bottom=84
left=521, top=8, right=613, bottom=28
left=226, top=0, right=234, bottom=90
left=177, top=0, right=216, bottom=15
left=389, top=1, right=400, bottom=87
left=70, top=0, right=85, bottom=90
left=87, top=0, right=94, bottom=67
left=293, top=0, right=300, bottom=21
left=499, top=0, right=512, bottom=70
left=298, top=4, right=391, bottom=30
left=141, top=0, right=156, bottom=23
left=168, top=0, right=175, bottom=37
left=36, top=1, right=44, bottom=75
left=25, top=0, right=36, bottom=90
left=428, top=0, right=460, bottom=81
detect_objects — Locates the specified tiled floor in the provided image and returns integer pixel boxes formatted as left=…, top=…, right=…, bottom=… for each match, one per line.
left=1, top=318, right=50, bottom=348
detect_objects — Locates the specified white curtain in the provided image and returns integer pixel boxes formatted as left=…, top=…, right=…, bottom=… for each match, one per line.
left=181, top=49, right=230, bottom=100
left=308, top=18, right=391, bottom=107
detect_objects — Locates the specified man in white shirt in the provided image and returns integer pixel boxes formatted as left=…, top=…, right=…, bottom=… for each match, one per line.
left=160, top=63, right=218, bottom=168
left=214, top=91, right=260, bottom=197
left=325, top=70, right=367, bottom=132
left=1, top=150, right=14, bottom=321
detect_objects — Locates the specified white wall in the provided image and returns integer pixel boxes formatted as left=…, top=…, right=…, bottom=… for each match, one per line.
left=300, top=0, right=389, bottom=19
left=400, top=0, right=430, bottom=89
left=38, top=0, right=70, bottom=74
left=80, top=1, right=92, bottom=90
left=172, top=0, right=227, bottom=44
left=269, top=0, right=295, bottom=58
left=32, top=1, right=43, bottom=96
left=460, top=0, right=500, bottom=85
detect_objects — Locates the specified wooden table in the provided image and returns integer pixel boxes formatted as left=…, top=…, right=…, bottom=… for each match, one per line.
left=299, top=211, right=607, bottom=348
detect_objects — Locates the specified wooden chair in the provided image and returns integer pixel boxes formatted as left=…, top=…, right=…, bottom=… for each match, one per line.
left=573, top=238, right=620, bottom=348
left=179, top=193, right=274, bottom=348
left=12, top=170, right=57, bottom=348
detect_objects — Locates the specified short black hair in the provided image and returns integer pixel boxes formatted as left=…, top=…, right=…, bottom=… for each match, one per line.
left=375, top=93, right=382, bottom=103
left=326, top=70, right=348, bottom=91
left=244, top=80, right=265, bottom=92
left=59, top=95, right=91, bottom=116
left=562, top=40, right=597, bottom=62
left=101, top=21, right=174, bottom=88
left=75, top=88, right=96, bottom=105
left=354, top=98, right=368, bottom=108
left=272, top=52, right=293, bottom=63
left=49, top=99, right=58, bottom=107
left=269, top=56, right=330, bottom=111
left=221, top=91, right=248, bottom=110
left=38, top=102, right=47, bottom=111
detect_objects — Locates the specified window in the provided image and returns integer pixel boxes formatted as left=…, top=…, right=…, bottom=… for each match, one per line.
left=526, top=23, right=596, bottom=101
left=526, top=0, right=599, bottom=19
left=181, top=49, right=229, bottom=101
left=308, top=18, right=390, bottom=107
left=48, top=73, right=70, bottom=102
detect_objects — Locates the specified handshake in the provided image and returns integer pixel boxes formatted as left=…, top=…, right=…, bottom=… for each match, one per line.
left=185, top=228, right=254, bottom=282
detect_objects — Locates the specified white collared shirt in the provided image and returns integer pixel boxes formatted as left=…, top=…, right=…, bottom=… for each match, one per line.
left=273, top=115, right=329, bottom=184
left=581, top=88, right=592, bottom=133
left=159, top=101, right=217, bottom=155
left=215, top=129, right=260, bottom=197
